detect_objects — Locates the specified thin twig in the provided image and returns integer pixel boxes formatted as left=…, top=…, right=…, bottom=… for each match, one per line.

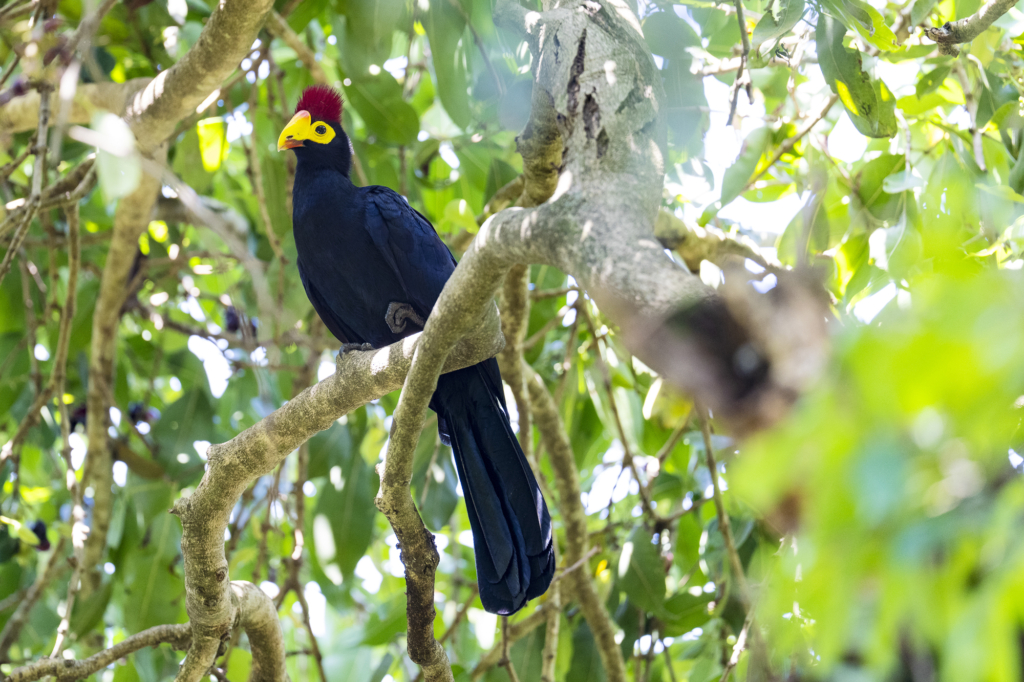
left=4, top=622, right=192, bottom=682
left=540, top=580, right=560, bottom=682
left=698, top=407, right=750, bottom=607
left=49, top=202, right=83, bottom=660
left=727, top=0, right=753, bottom=126
left=744, top=94, right=837, bottom=191
left=446, top=0, right=504, bottom=97
left=499, top=617, right=522, bottom=682
left=662, top=642, right=678, bottom=682
left=18, top=259, right=41, bottom=394
left=579, top=304, right=657, bottom=526
left=530, top=285, right=578, bottom=300
left=245, top=83, right=288, bottom=268
left=522, top=304, right=571, bottom=350
left=720, top=607, right=754, bottom=682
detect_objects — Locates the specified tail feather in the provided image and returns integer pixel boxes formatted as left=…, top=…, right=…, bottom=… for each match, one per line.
left=434, top=361, right=554, bottom=615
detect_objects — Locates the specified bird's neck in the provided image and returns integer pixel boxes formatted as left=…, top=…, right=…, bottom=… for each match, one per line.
left=296, top=161, right=356, bottom=195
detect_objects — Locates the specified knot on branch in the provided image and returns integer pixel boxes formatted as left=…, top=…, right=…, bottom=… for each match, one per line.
left=618, top=263, right=829, bottom=435
left=922, top=23, right=962, bottom=55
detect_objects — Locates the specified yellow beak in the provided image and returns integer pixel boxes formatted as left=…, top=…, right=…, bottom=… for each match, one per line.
left=277, top=110, right=311, bottom=151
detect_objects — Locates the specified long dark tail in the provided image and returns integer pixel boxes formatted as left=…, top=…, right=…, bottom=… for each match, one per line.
left=432, top=359, right=554, bottom=615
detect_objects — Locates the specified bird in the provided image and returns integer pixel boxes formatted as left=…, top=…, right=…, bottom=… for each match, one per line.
left=278, top=85, right=554, bottom=615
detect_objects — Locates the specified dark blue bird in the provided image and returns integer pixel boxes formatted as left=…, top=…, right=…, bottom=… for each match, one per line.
left=279, top=85, right=554, bottom=615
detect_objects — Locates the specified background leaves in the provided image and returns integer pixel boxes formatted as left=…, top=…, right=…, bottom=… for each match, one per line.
left=2, top=0, right=1024, bottom=681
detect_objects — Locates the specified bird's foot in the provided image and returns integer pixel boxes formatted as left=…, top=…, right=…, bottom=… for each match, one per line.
left=339, top=342, right=375, bottom=356
left=385, top=302, right=426, bottom=334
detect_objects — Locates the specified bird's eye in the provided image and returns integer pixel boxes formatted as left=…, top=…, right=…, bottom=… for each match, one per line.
left=315, top=125, right=327, bottom=135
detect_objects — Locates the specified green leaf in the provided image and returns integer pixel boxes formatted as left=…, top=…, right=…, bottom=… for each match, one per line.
left=566, top=622, right=607, bottom=682
left=509, top=621, right=546, bottom=680
left=287, top=0, right=330, bottom=32
left=316, top=446, right=379, bottom=579
left=821, top=0, right=902, bottom=52
left=674, top=512, right=703, bottom=572
left=816, top=13, right=898, bottom=138
left=442, top=198, right=479, bottom=234
left=345, top=72, right=421, bottom=146
left=424, top=0, right=471, bottom=129
left=225, top=649, right=252, bottom=682
left=749, top=0, right=804, bottom=68
left=363, top=594, right=408, bottom=646
left=857, top=153, right=905, bottom=221
left=700, top=126, right=772, bottom=224
left=150, top=389, right=217, bottom=482
left=618, top=526, right=666, bottom=612
left=883, top=170, right=925, bottom=193
left=337, top=0, right=408, bottom=76
left=661, top=590, right=714, bottom=636
left=643, top=11, right=702, bottom=60
left=308, top=421, right=354, bottom=480
left=1, top=517, right=38, bottom=546
left=172, top=126, right=212, bottom=194
left=91, top=113, right=142, bottom=201
left=411, top=429, right=458, bottom=532
left=885, top=214, right=923, bottom=279
left=196, top=118, right=227, bottom=172
left=259, top=153, right=292, bottom=240
left=370, top=653, right=395, bottom=682
left=71, top=580, right=113, bottom=637
left=123, top=513, right=185, bottom=633
left=663, top=59, right=709, bottom=157
left=911, top=0, right=939, bottom=27
left=776, top=191, right=830, bottom=264
left=916, top=64, right=951, bottom=98
left=975, top=183, right=1024, bottom=204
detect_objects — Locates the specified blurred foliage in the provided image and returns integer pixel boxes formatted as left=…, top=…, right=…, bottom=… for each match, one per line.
left=1, top=0, right=1024, bottom=680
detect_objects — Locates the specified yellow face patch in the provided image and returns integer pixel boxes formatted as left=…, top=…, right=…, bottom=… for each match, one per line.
left=277, top=110, right=336, bottom=150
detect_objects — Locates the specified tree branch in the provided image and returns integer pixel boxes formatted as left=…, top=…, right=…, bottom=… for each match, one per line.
left=526, top=366, right=626, bottom=682
left=698, top=409, right=750, bottom=607
left=654, top=209, right=771, bottom=273
left=80, top=164, right=163, bottom=599
left=75, top=0, right=276, bottom=593
left=3, top=623, right=192, bottom=682
left=923, top=0, right=1017, bottom=56
left=126, top=0, right=276, bottom=153
left=0, top=80, right=151, bottom=134
left=170, top=320, right=504, bottom=682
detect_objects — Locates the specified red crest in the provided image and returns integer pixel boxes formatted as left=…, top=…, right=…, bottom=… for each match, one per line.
left=296, top=85, right=343, bottom=123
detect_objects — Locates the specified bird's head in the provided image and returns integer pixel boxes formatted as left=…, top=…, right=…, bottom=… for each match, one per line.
left=277, top=84, right=351, bottom=174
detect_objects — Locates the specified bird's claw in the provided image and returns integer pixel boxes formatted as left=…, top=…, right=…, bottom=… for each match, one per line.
left=338, top=342, right=375, bottom=356
left=385, top=302, right=426, bottom=334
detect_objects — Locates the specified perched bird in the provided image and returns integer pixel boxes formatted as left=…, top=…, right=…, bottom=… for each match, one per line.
left=278, top=85, right=554, bottom=615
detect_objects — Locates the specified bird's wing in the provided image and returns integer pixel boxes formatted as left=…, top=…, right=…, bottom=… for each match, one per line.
left=297, top=257, right=353, bottom=344
left=364, top=185, right=458, bottom=324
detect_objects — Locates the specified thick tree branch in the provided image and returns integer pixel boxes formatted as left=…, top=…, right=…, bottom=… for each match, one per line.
left=370, top=0, right=825, bottom=676
left=923, top=0, right=1016, bottom=56
left=125, top=1, right=275, bottom=153
left=76, top=0, right=275, bottom=595
left=80, top=166, right=163, bottom=598
left=170, top=320, right=503, bottom=682
left=0, top=80, right=151, bottom=134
